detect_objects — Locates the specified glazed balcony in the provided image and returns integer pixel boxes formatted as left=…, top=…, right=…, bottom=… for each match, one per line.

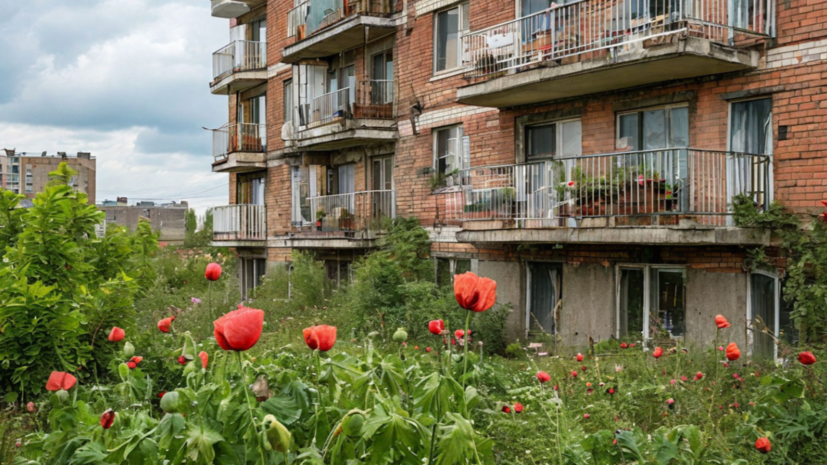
left=457, top=0, right=773, bottom=107
left=292, top=190, right=396, bottom=241
left=289, top=80, right=397, bottom=150
left=211, top=123, right=267, bottom=173
left=435, top=148, right=772, bottom=245
left=211, top=0, right=266, bottom=18
left=282, top=0, right=396, bottom=63
left=213, top=204, right=267, bottom=242
left=210, top=40, right=267, bottom=95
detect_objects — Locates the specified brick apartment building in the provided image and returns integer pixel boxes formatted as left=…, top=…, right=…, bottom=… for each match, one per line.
left=1, top=149, right=96, bottom=204
left=207, top=0, right=826, bottom=356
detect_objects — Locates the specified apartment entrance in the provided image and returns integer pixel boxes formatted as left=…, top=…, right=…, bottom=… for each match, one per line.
left=527, top=262, right=562, bottom=336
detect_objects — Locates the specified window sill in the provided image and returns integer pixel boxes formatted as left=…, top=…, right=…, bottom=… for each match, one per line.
left=429, top=67, right=466, bottom=82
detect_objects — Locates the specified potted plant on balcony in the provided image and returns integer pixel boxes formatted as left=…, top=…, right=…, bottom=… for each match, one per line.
left=316, top=208, right=326, bottom=231
left=338, top=208, right=355, bottom=231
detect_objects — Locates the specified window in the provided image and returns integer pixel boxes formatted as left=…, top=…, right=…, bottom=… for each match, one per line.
left=250, top=19, right=266, bottom=42
left=240, top=257, right=266, bottom=300
left=434, top=3, right=469, bottom=72
left=292, top=165, right=321, bottom=225
left=617, top=105, right=689, bottom=151
left=524, top=119, right=581, bottom=161
left=25, top=168, right=32, bottom=193
left=434, top=125, right=466, bottom=177
left=371, top=50, right=394, bottom=104
left=283, top=80, right=293, bottom=124
left=728, top=98, right=772, bottom=207
left=747, top=271, right=796, bottom=361
left=237, top=171, right=266, bottom=205
left=617, top=266, right=685, bottom=340
left=527, top=262, right=563, bottom=335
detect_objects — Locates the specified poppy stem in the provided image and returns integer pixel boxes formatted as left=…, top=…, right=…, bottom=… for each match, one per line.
left=237, top=351, right=267, bottom=465
left=461, top=312, right=472, bottom=388
left=208, top=282, right=213, bottom=321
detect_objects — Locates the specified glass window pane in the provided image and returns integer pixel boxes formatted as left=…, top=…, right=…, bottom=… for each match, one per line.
left=455, top=259, right=471, bottom=275
left=651, top=269, right=685, bottom=338
left=730, top=98, right=772, bottom=155
left=283, top=80, right=293, bottom=124
left=670, top=107, right=689, bottom=148
left=436, top=8, right=459, bottom=71
left=751, top=273, right=776, bottom=359
left=619, top=268, right=645, bottom=339
left=643, top=109, right=667, bottom=150
left=559, top=120, right=582, bottom=157
left=526, top=123, right=555, bottom=159
left=618, top=114, right=638, bottom=150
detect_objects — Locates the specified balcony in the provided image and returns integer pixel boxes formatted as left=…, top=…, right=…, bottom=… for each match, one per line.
left=456, top=0, right=772, bottom=107
left=289, top=80, right=397, bottom=150
left=435, top=148, right=772, bottom=245
left=282, top=0, right=396, bottom=63
left=213, top=204, right=267, bottom=244
left=289, top=190, right=396, bottom=245
left=210, top=41, right=267, bottom=95
left=210, top=0, right=265, bottom=18
left=211, top=123, right=267, bottom=173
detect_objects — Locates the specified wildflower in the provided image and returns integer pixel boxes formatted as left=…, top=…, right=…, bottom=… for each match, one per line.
left=108, top=327, right=125, bottom=342
left=586, top=388, right=594, bottom=395
left=130, top=356, right=143, bottom=364
left=502, top=405, right=511, bottom=413
left=537, top=371, right=551, bottom=383
left=177, top=356, right=187, bottom=365
left=606, top=387, right=615, bottom=395
left=26, top=402, right=35, bottom=413
left=415, top=346, right=419, bottom=350
left=694, top=372, right=703, bottom=381
left=127, top=361, right=137, bottom=370
left=570, top=370, right=578, bottom=378
left=718, top=346, right=724, bottom=351
left=46, top=372, right=77, bottom=391
left=749, top=402, right=755, bottom=406
left=453, top=272, right=497, bottom=313
left=157, top=316, right=175, bottom=333
left=653, top=347, right=663, bottom=359
left=681, top=376, right=688, bottom=382
left=733, top=373, right=739, bottom=379
left=670, top=379, right=676, bottom=385
left=452, top=338, right=457, bottom=346
left=725, top=342, right=741, bottom=361
left=455, top=329, right=465, bottom=339
left=666, top=398, right=674, bottom=405
left=599, top=382, right=605, bottom=387
left=615, top=365, right=623, bottom=373
left=723, top=362, right=730, bottom=368
left=213, top=307, right=265, bottom=351
left=158, top=391, right=166, bottom=398
left=733, top=402, right=740, bottom=409
left=567, top=181, right=575, bottom=187
left=205, top=263, right=222, bottom=281
left=583, top=413, right=590, bottom=419
left=428, top=319, right=445, bottom=335
left=100, top=409, right=115, bottom=429
left=715, top=315, right=731, bottom=329
left=576, top=353, right=583, bottom=362
left=581, top=366, right=587, bottom=371
left=620, top=343, right=628, bottom=349
left=303, top=325, right=337, bottom=352
left=630, top=343, right=636, bottom=347
left=755, top=437, right=771, bottom=454
left=198, top=351, right=209, bottom=369
left=586, top=382, right=592, bottom=387
left=191, top=297, right=202, bottom=304
left=514, top=402, right=524, bottom=413
left=553, top=384, right=559, bottom=391
left=426, top=347, right=432, bottom=353
left=798, top=351, right=817, bottom=365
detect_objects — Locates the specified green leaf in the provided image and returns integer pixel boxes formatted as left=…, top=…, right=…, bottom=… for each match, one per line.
left=185, top=425, right=223, bottom=464
left=4, top=391, right=19, bottom=403
left=261, top=394, right=302, bottom=426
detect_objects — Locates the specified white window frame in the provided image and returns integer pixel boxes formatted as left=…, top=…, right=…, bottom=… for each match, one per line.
left=615, top=264, right=687, bottom=341
left=432, top=2, right=470, bottom=75
left=615, top=103, right=690, bottom=151
left=523, top=117, right=582, bottom=161
left=746, top=269, right=781, bottom=361
left=433, top=124, right=466, bottom=176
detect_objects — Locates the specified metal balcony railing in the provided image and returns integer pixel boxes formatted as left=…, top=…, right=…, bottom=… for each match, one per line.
left=355, top=79, right=396, bottom=119
left=287, top=0, right=395, bottom=39
left=461, top=0, right=775, bottom=77
left=213, top=204, right=267, bottom=240
left=437, top=148, right=770, bottom=226
left=212, top=123, right=267, bottom=160
left=308, top=190, right=396, bottom=232
left=212, top=40, right=267, bottom=80
left=306, top=88, right=351, bottom=126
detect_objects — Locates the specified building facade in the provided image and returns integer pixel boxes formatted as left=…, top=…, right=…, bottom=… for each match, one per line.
left=207, top=0, right=826, bottom=354
left=1, top=149, right=96, bottom=203
left=99, top=201, right=188, bottom=244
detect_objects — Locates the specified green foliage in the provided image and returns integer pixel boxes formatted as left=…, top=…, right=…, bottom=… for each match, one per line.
left=504, top=341, right=526, bottom=359
left=289, top=250, right=329, bottom=310
left=184, top=208, right=214, bottom=248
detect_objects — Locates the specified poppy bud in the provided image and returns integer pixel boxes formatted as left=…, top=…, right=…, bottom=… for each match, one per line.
left=393, top=328, right=408, bottom=342
left=205, top=263, right=222, bottom=281
left=514, top=402, right=523, bottom=413
left=576, top=353, right=583, bottom=362
left=755, top=437, right=771, bottom=454
left=653, top=347, right=663, bottom=358
left=341, top=412, right=365, bottom=438
left=198, top=351, right=209, bottom=369
left=100, top=409, right=115, bottom=429
left=798, top=351, right=816, bottom=365
left=123, top=342, right=135, bottom=358
left=160, top=391, right=180, bottom=413
left=581, top=366, right=587, bottom=371
left=694, top=372, right=703, bottom=381
left=583, top=414, right=590, bottom=419
left=56, top=389, right=69, bottom=403
left=263, top=414, right=292, bottom=453
left=570, top=370, right=578, bottom=378
left=118, top=363, right=129, bottom=381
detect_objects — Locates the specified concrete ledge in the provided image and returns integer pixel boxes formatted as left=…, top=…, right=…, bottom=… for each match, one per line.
left=282, top=15, right=396, bottom=63
left=210, top=69, right=268, bottom=95
left=293, top=120, right=398, bottom=150
left=268, top=237, right=379, bottom=249
left=212, top=151, right=267, bottom=173
left=457, top=35, right=759, bottom=108
left=456, top=226, right=771, bottom=246
left=212, top=239, right=268, bottom=248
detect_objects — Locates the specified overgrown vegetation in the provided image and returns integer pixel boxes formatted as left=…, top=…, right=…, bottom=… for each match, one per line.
left=184, top=208, right=214, bottom=248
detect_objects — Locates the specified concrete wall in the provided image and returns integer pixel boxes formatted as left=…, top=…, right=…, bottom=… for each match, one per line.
left=477, top=259, right=524, bottom=342
left=559, top=263, right=615, bottom=347
left=101, top=206, right=187, bottom=243
left=685, top=269, right=748, bottom=349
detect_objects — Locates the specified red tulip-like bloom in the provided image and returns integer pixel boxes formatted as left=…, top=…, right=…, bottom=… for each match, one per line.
left=127, top=361, right=137, bottom=370
left=454, top=329, right=465, bottom=339
left=715, top=315, right=731, bottom=329
left=620, top=342, right=628, bottom=349
left=755, top=437, right=771, bottom=454
left=100, top=409, right=115, bottom=429
left=502, top=405, right=511, bottom=413
left=46, top=372, right=77, bottom=391
left=653, top=347, right=663, bottom=358
left=177, top=356, right=187, bottom=365
left=453, top=272, right=497, bottom=313
left=157, top=316, right=175, bottom=333
left=537, top=371, right=551, bottom=383
left=205, top=262, right=222, bottom=281
left=725, top=342, right=741, bottom=361
left=198, top=351, right=209, bottom=369
left=576, top=353, right=583, bottom=362
left=108, top=327, right=125, bottom=342
left=798, top=351, right=817, bottom=365
left=303, top=325, right=337, bottom=352
left=214, top=307, right=265, bottom=351
left=514, top=402, right=524, bottom=413
left=428, top=319, right=445, bottom=335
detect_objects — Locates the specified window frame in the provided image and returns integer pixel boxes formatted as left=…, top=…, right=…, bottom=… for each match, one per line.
left=432, top=2, right=470, bottom=74
left=746, top=269, right=780, bottom=360
left=615, top=264, right=687, bottom=341
left=283, top=79, right=293, bottom=124
left=522, top=117, right=582, bottom=162
left=615, top=103, right=690, bottom=151
left=432, top=124, right=465, bottom=177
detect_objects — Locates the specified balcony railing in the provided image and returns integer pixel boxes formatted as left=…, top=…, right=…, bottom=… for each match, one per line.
left=212, top=123, right=267, bottom=160
left=214, top=204, right=267, bottom=241
left=461, top=0, right=774, bottom=77
left=355, top=80, right=396, bottom=119
left=287, top=0, right=395, bottom=39
left=212, top=40, right=267, bottom=80
left=308, top=190, right=396, bottom=232
left=298, top=81, right=395, bottom=128
left=438, top=148, right=770, bottom=226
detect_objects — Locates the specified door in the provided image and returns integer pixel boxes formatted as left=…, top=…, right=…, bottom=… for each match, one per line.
left=651, top=268, right=686, bottom=338
left=750, top=272, right=778, bottom=360
left=728, top=98, right=772, bottom=210
left=618, top=268, right=646, bottom=340
left=527, top=262, right=562, bottom=335
left=371, top=51, right=394, bottom=104
left=372, top=157, right=394, bottom=223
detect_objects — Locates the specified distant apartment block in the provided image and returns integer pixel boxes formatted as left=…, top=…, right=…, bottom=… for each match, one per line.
left=98, top=199, right=189, bottom=244
left=1, top=149, right=96, bottom=204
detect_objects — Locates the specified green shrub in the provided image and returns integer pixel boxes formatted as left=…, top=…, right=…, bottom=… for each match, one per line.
left=504, top=341, right=526, bottom=359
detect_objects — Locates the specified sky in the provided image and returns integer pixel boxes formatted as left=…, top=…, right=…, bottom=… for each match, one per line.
left=0, top=0, right=231, bottom=214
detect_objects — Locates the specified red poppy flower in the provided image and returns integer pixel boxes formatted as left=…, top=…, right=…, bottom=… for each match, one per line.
left=725, top=342, right=741, bottom=361
left=715, top=315, right=731, bottom=329
left=576, top=353, right=583, bottom=362
left=453, top=272, right=497, bottom=313
left=426, top=347, right=432, bottom=353
left=428, top=319, right=445, bottom=335
left=653, top=347, right=663, bottom=359
left=157, top=316, right=175, bottom=333
left=606, top=387, right=615, bottom=395
left=666, top=398, right=674, bottom=405
left=620, top=342, right=627, bottom=349
left=198, top=351, right=208, bottom=369
left=127, top=361, right=137, bottom=370
left=755, top=437, right=771, bottom=454
left=158, top=391, right=166, bottom=398
left=46, top=372, right=77, bottom=391
left=205, top=263, right=222, bottom=281
left=100, top=409, right=115, bottom=429
left=798, top=351, right=817, bottom=365
left=108, top=327, right=125, bottom=342
left=129, top=356, right=142, bottom=364
left=630, top=343, right=636, bottom=347
left=502, top=406, right=511, bottom=413
left=514, top=402, right=524, bottom=413
left=214, top=307, right=265, bottom=351
left=537, top=371, right=551, bottom=383
left=553, top=384, right=559, bottom=391
left=694, top=372, right=704, bottom=381
left=583, top=413, right=590, bottom=419
left=570, top=370, right=578, bottom=378
left=581, top=366, right=587, bottom=371
left=177, top=356, right=187, bottom=365
left=452, top=338, right=457, bottom=346
left=415, top=346, right=419, bottom=350
left=681, top=376, right=688, bottom=382
left=455, top=329, right=465, bottom=339
left=303, top=325, right=337, bottom=352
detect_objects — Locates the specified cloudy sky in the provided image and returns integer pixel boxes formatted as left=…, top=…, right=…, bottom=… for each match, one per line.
left=0, top=0, right=231, bottom=213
